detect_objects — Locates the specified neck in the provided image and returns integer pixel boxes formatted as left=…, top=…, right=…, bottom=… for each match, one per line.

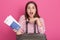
left=29, top=16, right=34, bottom=19
left=28, top=17, right=33, bottom=21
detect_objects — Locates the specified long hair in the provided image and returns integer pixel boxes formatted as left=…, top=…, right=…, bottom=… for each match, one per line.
left=25, top=1, right=40, bottom=20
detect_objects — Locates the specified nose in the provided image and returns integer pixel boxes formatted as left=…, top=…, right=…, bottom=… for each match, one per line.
left=30, top=8, right=32, bottom=12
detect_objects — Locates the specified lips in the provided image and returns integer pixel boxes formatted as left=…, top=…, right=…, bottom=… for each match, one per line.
left=30, top=12, right=33, bottom=15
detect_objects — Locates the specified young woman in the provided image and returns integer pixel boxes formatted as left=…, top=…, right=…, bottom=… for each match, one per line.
left=14, top=1, right=45, bottom=35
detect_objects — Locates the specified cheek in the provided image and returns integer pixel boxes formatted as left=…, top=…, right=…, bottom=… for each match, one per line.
left=27, top=9, right=30, bottom=13
left=27, top=9, right=30, bottom=15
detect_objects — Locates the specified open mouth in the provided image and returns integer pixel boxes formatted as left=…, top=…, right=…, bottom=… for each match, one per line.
left=30, top=12, right=33, bottom=15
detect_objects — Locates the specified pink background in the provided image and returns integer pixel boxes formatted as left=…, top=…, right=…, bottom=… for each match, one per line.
left=0, top=0, right=60, bottom=40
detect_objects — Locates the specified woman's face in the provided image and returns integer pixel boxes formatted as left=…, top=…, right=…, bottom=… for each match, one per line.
left=27, top=3, right=36, bottom=18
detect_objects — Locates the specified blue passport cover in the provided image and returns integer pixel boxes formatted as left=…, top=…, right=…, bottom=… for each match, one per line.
left=10, top=21, right=20, bottom=30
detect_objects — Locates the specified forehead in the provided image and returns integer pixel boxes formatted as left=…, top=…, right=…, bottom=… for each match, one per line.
left=28, top=3, right=35, bottom=7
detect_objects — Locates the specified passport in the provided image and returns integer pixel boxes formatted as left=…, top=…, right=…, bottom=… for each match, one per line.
left=4, top=15, right=20, bottom=30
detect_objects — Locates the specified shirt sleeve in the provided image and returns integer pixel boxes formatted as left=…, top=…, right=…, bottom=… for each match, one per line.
left=38, top=18, right=45, bottom=34
left=17, top=15, right=26, bottom=34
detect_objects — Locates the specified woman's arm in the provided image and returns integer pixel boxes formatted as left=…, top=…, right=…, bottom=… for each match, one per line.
left=36, top=18, right=45, bottom=34
left=36, top=18, right=43, bottom=27
left=13, top=15, right=26, bottom=35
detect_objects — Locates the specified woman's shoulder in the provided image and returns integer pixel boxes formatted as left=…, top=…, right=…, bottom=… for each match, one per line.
left=20, top=15, right=25, bottom=19
left=40, top=17, right=44, bottom=20
left=39, top=17, right=45, bottom=22
left=20, top=15, right=25, bottom=18
left=19, top=15, right=26, bottom=22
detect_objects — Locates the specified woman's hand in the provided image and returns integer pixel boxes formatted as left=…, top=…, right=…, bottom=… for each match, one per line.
left=13, top=29, right=17, bottom=32
left=35, top=18, right=43, bottom=27
left=13, top=29, right=23, bottom=35
left=29, top=17, right=43, bottom=27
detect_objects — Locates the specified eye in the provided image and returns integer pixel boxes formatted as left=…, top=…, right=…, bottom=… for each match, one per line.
left=32, top=6, right=35, bottom=9
left=27, top=6, right=30, bottom=9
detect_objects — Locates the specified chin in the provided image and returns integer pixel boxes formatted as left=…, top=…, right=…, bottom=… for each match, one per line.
left=29, top=15, right=33, bottom=17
